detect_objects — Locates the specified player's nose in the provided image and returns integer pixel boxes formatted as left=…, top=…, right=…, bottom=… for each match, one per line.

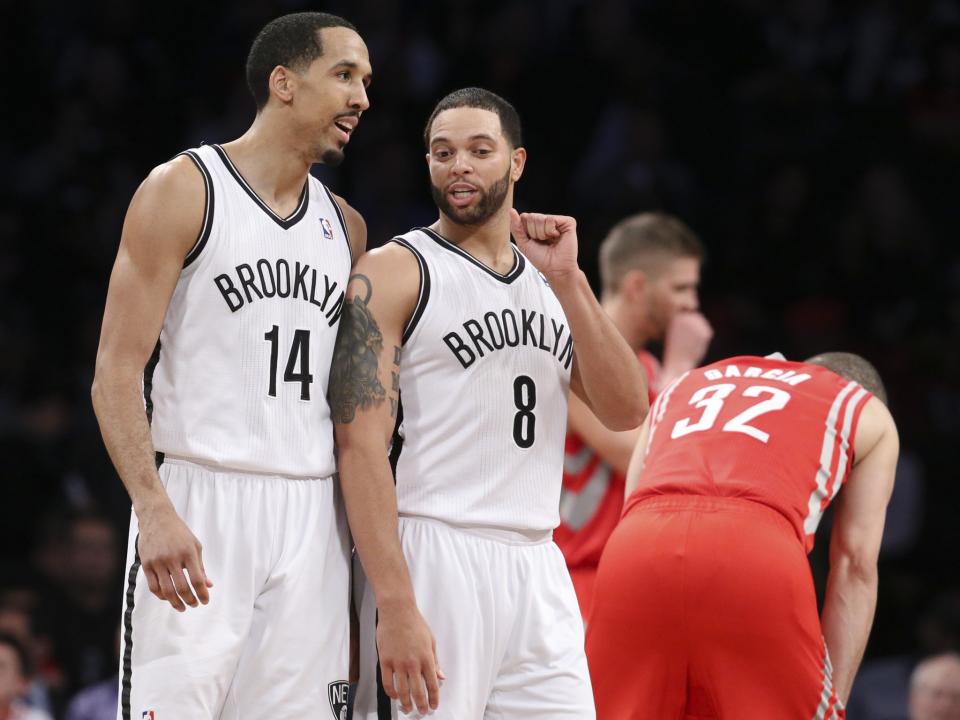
left=350, top=84, right=370, bottom=113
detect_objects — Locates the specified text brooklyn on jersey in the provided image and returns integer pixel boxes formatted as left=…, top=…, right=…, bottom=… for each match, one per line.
left=442, top=306, right=574, bottom=370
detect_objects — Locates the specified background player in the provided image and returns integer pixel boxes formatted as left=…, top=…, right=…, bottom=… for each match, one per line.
left=910, top=653, right=960, bottom=720
left=91, top=12, right=370, bottom=719
left=587, top=352, right=898, bottom=719
left=556, top=212, right=711, bottom=617
left=333, top=87, right=647, bottom=718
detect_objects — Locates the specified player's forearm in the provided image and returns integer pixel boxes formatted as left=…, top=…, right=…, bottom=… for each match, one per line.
left=568, top=397, right=639, bottom=475
left=337, top=443, right=418, bottom=611
left=91, top=367, right=172, bottom=517
left=552, top=270, right=648, bottom=429
left=820, top=558, right=878, bottom=703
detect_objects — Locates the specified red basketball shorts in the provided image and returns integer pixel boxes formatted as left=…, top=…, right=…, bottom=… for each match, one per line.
left=585, top=495, right=844, bottom=719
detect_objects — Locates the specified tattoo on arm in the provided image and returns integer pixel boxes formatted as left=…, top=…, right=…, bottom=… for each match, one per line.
left=330, top=274, right=401, bottom=424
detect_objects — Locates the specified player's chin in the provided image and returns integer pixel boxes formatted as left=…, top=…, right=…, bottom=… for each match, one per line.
left=320, top=145, right=346, bottom=167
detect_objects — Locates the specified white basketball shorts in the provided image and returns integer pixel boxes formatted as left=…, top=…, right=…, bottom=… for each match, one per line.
left=353, top=515, right=595, bottom=719
left=117, top=457, right=351, bottom=720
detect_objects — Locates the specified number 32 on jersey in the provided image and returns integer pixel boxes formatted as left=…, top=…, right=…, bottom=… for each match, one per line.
left=671, top=383, right=791, bottom=443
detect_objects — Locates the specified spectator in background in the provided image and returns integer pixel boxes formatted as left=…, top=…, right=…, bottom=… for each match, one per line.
left=39, top=512, right=120, bottom=703
left=910, top=653, right=960, bottom=720
left=555, top=212, right=712, bottom=617
left=0, top=604, right=57, bottom=716
left=0, top=632, right=52, bottom=720
left=63, top=627, right=119, bottom=720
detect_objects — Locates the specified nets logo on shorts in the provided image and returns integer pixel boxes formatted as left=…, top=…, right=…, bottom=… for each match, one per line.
left=328, top=680, right=349, bottom=719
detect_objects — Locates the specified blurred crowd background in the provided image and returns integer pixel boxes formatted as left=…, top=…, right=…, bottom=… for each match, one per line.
left=2, top=0, right=958, bottom=717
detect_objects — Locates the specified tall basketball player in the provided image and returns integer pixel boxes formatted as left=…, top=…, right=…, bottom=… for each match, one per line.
left=332, top=88, right=648, bottom=719
left=91, top=13, right=370, bottom=720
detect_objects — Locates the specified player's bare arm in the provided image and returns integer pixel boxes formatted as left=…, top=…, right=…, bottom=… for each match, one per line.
left=567, top=393, right=643, bottom=474
left=331, top=244, right=442, bottom=717
left=821, top=396, right=899, bottom=703
left=91, top=156, right=213, bottom=612
left=623, top=414, right=653, bottom=500
left=510, top=209, right=648, bottom=431
left=332, top=192, right=368, bottom=264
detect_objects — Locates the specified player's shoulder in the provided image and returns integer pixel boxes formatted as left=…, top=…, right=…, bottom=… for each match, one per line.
left=327, top=191, right=367, bottom=259
left=123, top=154, right=206, bottom=257
left=853, top=395, right=899, bottom=464
left=353, top=239, right=420, bottom=280
left=132, top=154, right=207, bottom=220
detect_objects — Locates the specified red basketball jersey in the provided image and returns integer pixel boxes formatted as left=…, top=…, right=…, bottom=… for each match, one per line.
left=556, top=350, right=659, bottom=567
left=624, top=355, right=872, bottom=551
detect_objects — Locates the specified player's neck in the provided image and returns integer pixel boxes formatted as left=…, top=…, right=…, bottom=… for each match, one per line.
left=222, top=120, right=312, bottom=208
left=434, top=210, right=515, bottom=273
left=603, top=294, right=647, bottom=350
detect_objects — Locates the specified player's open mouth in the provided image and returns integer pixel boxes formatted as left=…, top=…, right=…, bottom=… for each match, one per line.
left=448, top=183, right=479, bottom=207
left=333, top=118, right=356, bottom=143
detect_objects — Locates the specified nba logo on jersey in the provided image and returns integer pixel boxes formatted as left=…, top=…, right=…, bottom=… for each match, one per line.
left=328, top=680, right=348, bottom=719
left=320, top=217, right=334, bottom=239
left=141, top=712, right=155, bottom=720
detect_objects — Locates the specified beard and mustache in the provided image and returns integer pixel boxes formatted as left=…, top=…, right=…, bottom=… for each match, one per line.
left=431, top=165, right=511, bottom=226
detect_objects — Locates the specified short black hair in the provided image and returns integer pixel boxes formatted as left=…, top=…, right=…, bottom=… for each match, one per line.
left=246, top=12, right=358, bottom=111
left=0, top=631, right=30, bottom=678
left=423, top=87, right=523, bottom=150
left=806, top=352, right=888, bottom=405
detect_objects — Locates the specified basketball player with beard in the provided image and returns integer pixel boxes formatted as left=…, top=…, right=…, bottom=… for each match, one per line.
left=332, top=88, right=647, bottom=719
left=92, top=13, right=370, bottom=719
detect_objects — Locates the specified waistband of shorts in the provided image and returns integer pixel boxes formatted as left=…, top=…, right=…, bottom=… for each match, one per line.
left=161, top=454, right=336, bottom=482
left=398, top=514, right=553, bottom=545
left=628, top=494, right=796, bottom=534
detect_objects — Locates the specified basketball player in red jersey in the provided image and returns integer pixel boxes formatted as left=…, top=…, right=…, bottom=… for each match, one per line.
left=586, top=352, right=899, bottom=719
left=556, top=213, right=712, bottom=617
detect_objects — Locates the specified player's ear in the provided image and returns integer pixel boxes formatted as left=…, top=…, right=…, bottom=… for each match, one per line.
left=621, top=269, right=646, bottom=301
left=510, top=147, right=526, bottom=182
left=269, top=65, right=296, bottom=104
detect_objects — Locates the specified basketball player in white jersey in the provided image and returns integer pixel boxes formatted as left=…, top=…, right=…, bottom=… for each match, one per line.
left=334, top=88, right=648, bottom=719
left=91, top=13, right=370, bottom=720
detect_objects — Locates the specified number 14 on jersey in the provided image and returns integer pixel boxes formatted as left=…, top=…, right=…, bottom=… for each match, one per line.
left=264, top=325, right=313, bottom=401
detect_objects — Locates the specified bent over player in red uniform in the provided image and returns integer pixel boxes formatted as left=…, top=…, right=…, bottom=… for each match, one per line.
left=586, top=352, right=899, bottom=719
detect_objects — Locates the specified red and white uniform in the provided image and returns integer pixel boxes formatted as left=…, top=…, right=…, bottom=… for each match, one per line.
left=555, top=350, right=658, bottom=617
left=586, top=355, right=870, bottom=719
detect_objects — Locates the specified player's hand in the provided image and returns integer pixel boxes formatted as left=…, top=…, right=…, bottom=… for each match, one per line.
left=662, top=311, right=713, bottom=375
left=509, top=209, right=579, bottom=282
left=376, top=602, right=443, bottom=715
left=137, top=504, right=213, bottom=612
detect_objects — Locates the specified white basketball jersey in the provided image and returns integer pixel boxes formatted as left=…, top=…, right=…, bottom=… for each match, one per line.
left=393, top=227, right=573, bottom=532
left=147, top=144, right=353, bottom=477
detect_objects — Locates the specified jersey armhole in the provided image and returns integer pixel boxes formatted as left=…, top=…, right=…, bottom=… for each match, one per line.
left=391, top=238, right=431, bottom=345
left=321, top=184, right=353, bottom=265
left=176, top=150, right=214, bottom=268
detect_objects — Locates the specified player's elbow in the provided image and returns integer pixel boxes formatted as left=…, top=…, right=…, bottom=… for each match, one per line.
left=603, top=390, right=649, bottom=431
left=830, top=544, right=879, bottom=586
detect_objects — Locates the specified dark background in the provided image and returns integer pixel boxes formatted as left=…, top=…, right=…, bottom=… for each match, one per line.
left=1, top=0, right=958, bottom=717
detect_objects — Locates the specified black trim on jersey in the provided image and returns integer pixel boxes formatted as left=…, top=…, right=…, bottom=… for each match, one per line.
left=143, top=341, right=161, bottom=424
left=391, top=239, right=431, bottom=345
left=177, top=151, right=215, bottom=267
left=211, top=144, right=309, bottom=229
left=418, top=226, right=525, bottom=285
left=120, top=535, right=142, bottom=720
left=374, top=610, right=394, bottom=720
left=322, top=184, right=353, bottom=265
